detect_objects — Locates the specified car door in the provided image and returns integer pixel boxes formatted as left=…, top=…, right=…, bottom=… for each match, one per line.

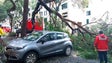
left=54, top=33, right=65, bottom=51
left=38, top=33, right=57, bottom=55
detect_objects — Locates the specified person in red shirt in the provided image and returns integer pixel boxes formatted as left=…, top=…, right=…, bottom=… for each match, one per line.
left=16, top=19, right=33, bottom=37
left=26, top=19, right=33, bottom=33
left=34, top=20, right=43, bottom=31
left=94, top=31, right=109, bottom=63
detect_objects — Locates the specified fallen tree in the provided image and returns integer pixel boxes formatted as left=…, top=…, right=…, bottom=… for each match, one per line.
left=31, top=0, right=95, bottom=37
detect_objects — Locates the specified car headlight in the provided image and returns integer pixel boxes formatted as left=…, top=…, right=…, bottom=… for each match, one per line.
left=15, top=47, right=23, bottom=50
left=15, top=46, right=26, bottom=50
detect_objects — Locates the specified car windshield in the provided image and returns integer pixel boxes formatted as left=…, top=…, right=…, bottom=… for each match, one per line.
left=23, top=32, right=43, bottom=41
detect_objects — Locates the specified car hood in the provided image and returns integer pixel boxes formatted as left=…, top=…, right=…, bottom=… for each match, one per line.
left=8, top=38, right=32, bottom=48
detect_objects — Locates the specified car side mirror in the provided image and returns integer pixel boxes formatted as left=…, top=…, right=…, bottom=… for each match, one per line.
left=39, top=39, right=45, bottom=44
left=40, top=37, right=47, bottom=44
left=41, top=40, right=45, bottom=44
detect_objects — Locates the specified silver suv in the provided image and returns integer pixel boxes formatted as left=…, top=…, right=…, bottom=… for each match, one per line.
left=5, top=31, right=73, bottom=63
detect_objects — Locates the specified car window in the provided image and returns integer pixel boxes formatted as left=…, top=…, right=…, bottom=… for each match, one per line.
left=41, top=33, right=55, bottom=42
left=63, top=33, right=69, bottom=38
left=23, top=32, right=43, bottom=41
left=56, top=33, right=64, bottom=39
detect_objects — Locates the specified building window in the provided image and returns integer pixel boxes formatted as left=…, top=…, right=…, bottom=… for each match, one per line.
left=39, top=12, right=43, bottom=16
left=55, top=0, right=59, bottom=3
left=62, top=3, right=67, bottom=10
left=44, top=18, right=47, bottom=22
left=56, top=7, right=59, bottom=11
left=86, top=11, right=91, bottom=16
left=44, top=11, right=47, bottom=16
left=86, top=19, right=89, bottom=24
left=56, top=33, right=64, bottom=39
left=62, top=12, right=68, bottom=18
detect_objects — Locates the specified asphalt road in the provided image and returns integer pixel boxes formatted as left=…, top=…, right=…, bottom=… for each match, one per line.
left=6, top=51, right=99, bottom=63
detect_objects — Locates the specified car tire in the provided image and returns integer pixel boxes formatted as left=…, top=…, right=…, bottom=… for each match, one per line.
left=64, top=46, right=72, bottom=56
left=23, top=51, right=38, bottom=63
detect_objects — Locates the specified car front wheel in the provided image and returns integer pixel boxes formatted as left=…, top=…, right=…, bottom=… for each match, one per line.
left=24, top=51, right=38, bottom=63
left=64, top=46, right=72, bottom=56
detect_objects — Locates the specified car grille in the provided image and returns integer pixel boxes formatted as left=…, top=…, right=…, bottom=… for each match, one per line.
left=8, top=56, right=18, bottom=60
left=5, top=46, right=17, bottom=57
left=6, top=47, right=13, bottom=50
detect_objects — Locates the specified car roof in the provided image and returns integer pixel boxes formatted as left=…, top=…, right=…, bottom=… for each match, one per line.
left=33, top=31, right=67, bottom=35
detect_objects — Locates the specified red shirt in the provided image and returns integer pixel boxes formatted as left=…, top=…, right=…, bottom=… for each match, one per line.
left=26, top=20, right=33, bottom=31
left=34, top=21, right=43, bottom=31
left=94, top=34, right=108, bottom=51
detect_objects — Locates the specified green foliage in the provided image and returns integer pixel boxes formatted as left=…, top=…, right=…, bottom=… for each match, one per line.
left=29, top=0, right=37, bottom=10
left=16, top=0, right=23, bottom=14
left=70, top=33, right=98, bottom=59
left=0, top=0, right=23, bottom=22
left=81, top=0, right=89, bottom=8
left=8, top=32, right=16, bottom=37
left=108, top=55, right=112, bottom=63
left=0, top=46, right=4, bottom=53
left=80, top=50, right=97, bottom=59
left=3, top=0, right=13, bottom=11
left=0, top=5, right=7, bottom=21
left=45, top=19, right=65, bottom=31
left=72, top=33, right=94, bottom=51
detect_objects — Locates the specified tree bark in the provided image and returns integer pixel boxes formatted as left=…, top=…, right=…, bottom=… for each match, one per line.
left=7, top=0, right=16, bottom=32
left=21, top=0, right=29, bottom=37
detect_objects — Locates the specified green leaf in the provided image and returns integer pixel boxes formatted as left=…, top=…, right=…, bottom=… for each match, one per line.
left=0, top=6, right=7, bottom=21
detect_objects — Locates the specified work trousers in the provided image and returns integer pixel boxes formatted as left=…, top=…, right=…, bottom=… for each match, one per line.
left=98, top=51, right=107, bottom=63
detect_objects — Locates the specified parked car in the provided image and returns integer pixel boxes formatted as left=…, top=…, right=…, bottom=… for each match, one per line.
left=5, top=31, right=73, bottom=63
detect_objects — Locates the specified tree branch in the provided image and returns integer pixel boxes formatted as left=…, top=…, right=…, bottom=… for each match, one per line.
left=38, top=0, right=95, bottom=35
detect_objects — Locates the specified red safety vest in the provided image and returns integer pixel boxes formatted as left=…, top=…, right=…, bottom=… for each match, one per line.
left=94, top=34, right=108, bottom=51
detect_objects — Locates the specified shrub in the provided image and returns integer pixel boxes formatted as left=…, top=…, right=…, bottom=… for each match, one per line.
left=8, top=32, right=16, bottom=37
left=70, top=33, right=98, bottom=59
left=80, top=50, right=97, bottom=59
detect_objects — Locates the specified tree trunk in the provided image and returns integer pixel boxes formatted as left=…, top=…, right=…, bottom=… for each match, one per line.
left=7, top=0, right=16, bottom=32
left=21, top=0, right=29, bottom=37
